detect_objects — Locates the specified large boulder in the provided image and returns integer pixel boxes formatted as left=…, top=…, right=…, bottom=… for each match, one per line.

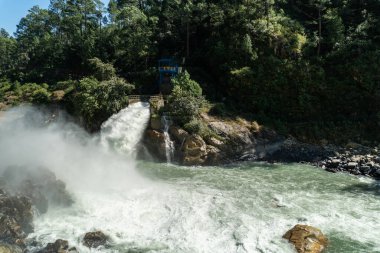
left=83, top=231, right=108, bottom=248
left=283, top=224, right=328, bottom=253
left=208, top=120, right=253, bottom=148
left=143, top=130, right=167, bottom=161
left=169, top=126, right=189, bottom=144
left=182, top=135, right=208, bottom=166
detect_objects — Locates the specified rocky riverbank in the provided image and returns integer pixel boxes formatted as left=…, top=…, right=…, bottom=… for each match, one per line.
left=141, top=110, right=380, bottom=180
left=0, top=166, right=74, bottom=253
left=317, top=144, right=380, bottom=179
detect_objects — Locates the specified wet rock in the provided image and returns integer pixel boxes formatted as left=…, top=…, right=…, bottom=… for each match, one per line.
left=169, top=126, right=189, bottom=144
left=265, top=138, right=330, bottom=163
left=37, top=239, right=72, bottom=253
left=372, top=168, right=380, bottom=179
left=1, top=166, right=73, bottom=213
left=205, top=145, right=221, bottom=165
left=327, top=159, right=341, bottom=168
left=44, top=180, right=73, bottom=207
left=0, top=243, right=22, bottom=253
left=325, top=167, right=338, bottom=173
left=143, top=130, right=167, bottom=161
left=347, top=162, right=358, bottom=169
left=83, top=231, right=108, bottom=248
left=19, top=180, right=48, bottom=214
left=0, top=190, right=33, bottom=247
left=359, top=165, right=371, bottom=175
left=182, top=135, right=207, bottom=166
left=283, top=224, right=328, bottom=253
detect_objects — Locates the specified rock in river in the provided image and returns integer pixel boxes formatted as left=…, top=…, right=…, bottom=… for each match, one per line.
left=283, top=224, right=328, bottom=253
left=83, top=231, right=108, bottom=248
left=37, top=239, right=78, bottom=253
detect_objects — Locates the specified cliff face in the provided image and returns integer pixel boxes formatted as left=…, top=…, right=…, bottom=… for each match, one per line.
left=141, top=111, right=330, bottom=165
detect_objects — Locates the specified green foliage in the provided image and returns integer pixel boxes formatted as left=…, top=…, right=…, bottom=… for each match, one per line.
left=183, top=118, right=218, bottom=140
left=171, top=71, right=202, bottom=97
left=15, top=83, right=51, bottom=104
left=88, top=58, right=116, bottom=81
left=31, top=88, right=51, bottom=104
left=71, top=76, right=134, bottom=131
left=167, top=85, right=206, bottom=126
left=0, top=81, right=12, bottom=100
left=0, top=0, right=379, bottom=141
left=53, top=80, right=77, bottom=93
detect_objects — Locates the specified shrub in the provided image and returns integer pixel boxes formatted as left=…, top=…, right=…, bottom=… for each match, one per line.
left=167, top=86, right=206, bottom=125
left=14, top=83, right=51, bottom=103
left=183, top=119, right=218, bottom=140
left=53, top=80, right=77, bottom=93
left=32, top=88, right=51, bottom=104
left=0, top=81, right=11, bottom=100
left=171, top=71, right=202, bottom=97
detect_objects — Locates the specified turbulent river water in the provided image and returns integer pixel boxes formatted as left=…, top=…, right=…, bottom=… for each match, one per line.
left=0, top=106, right=380, bottom=253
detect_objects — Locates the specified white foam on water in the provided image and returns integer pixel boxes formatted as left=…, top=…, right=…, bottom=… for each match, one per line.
left=27, top=164, right=380, bottom=253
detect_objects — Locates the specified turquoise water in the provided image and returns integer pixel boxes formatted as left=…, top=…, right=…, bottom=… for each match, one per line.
left=27, top=162, right=380, bottom=253
left=135, top=162, right=380, bottom=253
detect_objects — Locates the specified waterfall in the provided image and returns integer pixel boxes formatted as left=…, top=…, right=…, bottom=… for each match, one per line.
left=162, top=114, right=174, bottom=163
left=100, top=102, right=150, bottom=157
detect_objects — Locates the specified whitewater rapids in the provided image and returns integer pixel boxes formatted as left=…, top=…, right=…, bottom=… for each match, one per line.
left=0, top=106, right=379, bottom=253
left=100, top=102, right=150, bottom=157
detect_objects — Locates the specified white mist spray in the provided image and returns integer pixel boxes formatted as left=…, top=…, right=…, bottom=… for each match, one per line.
left=0, top=106, right=149, bottom=192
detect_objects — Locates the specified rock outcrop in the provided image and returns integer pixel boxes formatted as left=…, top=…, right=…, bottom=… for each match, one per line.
left=143, top=130, right=167, bottom=161
left=283, top=224, right=328, bottom=253
left=0, top=190, right=33, bottom=248
left=37, top=239, right=78, bottom=253
left=262, top=138, right=331, bottom=163
left=142, top=112, right=333, bottom=166
left=0, top=243, right=23, bottom=253
left=83, top=231, right=108, bottom=248
left=0, top=167, right=77, bottom=253
left=1, top=166, right=73, bottom=213
left=142, top=110, right=380, bottom=177
left=182, top=135, right=208, bottom=166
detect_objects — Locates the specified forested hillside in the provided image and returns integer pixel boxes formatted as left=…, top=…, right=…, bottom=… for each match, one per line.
left=0, top=0, right=379, bottom=143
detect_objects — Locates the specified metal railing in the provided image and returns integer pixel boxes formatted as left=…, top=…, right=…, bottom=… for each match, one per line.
left=128, top=94, right=164, bottom=104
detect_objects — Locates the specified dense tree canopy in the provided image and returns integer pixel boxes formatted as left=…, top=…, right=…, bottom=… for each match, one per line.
left=0, top=0, right=379, bottom=142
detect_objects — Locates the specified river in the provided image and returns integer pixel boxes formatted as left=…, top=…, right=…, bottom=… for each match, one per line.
left=0, top=106, right=379, bottom=253
left=27, top=162, right=380, bottom=253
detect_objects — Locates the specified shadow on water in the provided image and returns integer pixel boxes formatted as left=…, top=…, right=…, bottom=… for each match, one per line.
left=341, top=181, right=380, bottom=196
